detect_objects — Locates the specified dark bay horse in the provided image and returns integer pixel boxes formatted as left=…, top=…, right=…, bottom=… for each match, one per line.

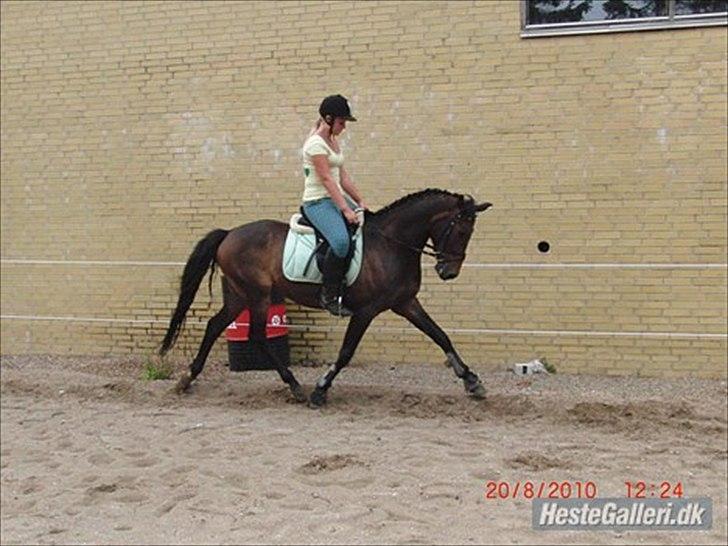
left=159, top=188, right=492, bottom=407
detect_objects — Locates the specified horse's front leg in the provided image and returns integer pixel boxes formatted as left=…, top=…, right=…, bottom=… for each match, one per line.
left=393, top=298, right=485, bottom=399
left=309, top=311, right=376, bottom=408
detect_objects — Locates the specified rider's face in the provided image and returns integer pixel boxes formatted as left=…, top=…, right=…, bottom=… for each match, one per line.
left=331, top=117, right=347, bottom=135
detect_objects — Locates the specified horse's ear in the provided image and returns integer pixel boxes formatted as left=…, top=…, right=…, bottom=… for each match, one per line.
left=474, top=202, right=492, bottom=213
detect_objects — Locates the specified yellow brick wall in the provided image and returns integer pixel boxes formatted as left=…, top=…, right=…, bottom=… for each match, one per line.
left=1, top=1, right=726, bottom=378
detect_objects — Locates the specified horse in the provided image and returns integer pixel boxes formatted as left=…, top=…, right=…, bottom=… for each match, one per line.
left=159, top=188, right=492, bottom=407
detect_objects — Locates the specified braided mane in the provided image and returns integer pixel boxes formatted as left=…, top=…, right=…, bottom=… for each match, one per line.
left=372, top=188, right=469, bottom=218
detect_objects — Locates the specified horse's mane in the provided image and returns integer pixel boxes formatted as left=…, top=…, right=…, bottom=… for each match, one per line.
left=371, top=188, right=468, bottom=218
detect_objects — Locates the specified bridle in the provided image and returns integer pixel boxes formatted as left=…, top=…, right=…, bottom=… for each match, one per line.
left=372, top=207, right=475, bottom=266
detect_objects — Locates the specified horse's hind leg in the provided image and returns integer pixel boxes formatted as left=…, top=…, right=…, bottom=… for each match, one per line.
left=248, top=300, right=307, bottom=403
left=309, top=310, right=375, bottom=407
left=175, top=299, right=244, bottom=393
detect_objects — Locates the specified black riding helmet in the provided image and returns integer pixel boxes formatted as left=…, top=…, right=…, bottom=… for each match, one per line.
left=319, top=94, right=357, bottom=125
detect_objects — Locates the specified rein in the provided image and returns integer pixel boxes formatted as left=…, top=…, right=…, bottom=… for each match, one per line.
left=369, top=210, right=471, bottom=264
left=371, top=226, right=443, bottom=259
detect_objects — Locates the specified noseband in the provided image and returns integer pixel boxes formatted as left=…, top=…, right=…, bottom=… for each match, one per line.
left=428, top=209, right=474, bottom=265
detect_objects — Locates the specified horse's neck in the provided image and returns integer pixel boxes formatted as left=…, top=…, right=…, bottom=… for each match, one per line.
left=373, top=198, right=455, bottom=249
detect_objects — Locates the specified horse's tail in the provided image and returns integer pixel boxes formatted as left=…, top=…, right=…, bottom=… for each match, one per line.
left=159, top=228, right=229, bottom=356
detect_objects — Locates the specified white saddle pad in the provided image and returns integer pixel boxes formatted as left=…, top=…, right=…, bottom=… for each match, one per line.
left=282, top=227, right=364, bottom=287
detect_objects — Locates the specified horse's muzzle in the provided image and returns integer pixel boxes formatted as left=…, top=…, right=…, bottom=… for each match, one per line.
left=435, top=262, right=459, bottom=281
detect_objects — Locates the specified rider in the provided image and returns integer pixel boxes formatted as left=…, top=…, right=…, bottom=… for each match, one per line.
left=301, top=94, right=368, bottom=317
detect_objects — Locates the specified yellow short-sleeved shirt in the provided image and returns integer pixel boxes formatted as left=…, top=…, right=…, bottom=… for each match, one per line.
left=302, top=134, right=345, bottom=202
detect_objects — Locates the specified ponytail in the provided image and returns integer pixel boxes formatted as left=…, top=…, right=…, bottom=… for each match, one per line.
left=308, top=117, right=323, bottom=137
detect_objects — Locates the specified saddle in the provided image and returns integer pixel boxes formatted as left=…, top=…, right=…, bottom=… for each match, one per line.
left=283, top=209, right=365, bottom=286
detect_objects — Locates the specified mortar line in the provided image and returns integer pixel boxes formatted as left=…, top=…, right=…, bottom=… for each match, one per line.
left=1, top=314, right=725, bottom=339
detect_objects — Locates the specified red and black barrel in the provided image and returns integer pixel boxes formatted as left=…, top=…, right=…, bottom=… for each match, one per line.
left=225, top=304, right=290, bottom=371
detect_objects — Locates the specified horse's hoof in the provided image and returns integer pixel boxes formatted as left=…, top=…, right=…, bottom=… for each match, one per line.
left=174, top=374, right=192, bottom=395
left=308, top=388, right=327, bottom=408
left=291, top=385, right=307, bottom=403
left=465, top=380, right=486, bottom=399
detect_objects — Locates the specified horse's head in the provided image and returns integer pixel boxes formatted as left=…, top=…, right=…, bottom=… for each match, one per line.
left=430, top=196, right=492, bottom=280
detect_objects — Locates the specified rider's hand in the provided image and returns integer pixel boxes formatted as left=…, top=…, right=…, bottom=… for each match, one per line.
left=343, top=207, right=359, bottom=225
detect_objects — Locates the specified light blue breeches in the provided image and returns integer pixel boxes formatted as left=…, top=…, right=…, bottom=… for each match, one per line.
left=301, top=197, right=356, bottom=258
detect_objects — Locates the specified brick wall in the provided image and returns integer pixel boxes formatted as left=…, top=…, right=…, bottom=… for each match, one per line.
left=2, top=1, right=726, bottom=378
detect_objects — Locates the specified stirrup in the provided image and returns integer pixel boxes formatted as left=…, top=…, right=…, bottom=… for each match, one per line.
left=320, top=293, right=353, bottom=317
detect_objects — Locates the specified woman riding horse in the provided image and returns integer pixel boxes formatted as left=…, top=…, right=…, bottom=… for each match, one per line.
left=159, top=126, right=492, bottom=407
left=301, top=94, right=368, bottom=317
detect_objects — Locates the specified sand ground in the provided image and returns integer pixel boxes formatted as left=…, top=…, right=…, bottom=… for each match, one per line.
left=1, top=354, right=726, bottom=545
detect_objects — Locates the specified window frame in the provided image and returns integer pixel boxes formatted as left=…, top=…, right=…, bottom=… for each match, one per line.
left=520, top=0, right=727, bottom=38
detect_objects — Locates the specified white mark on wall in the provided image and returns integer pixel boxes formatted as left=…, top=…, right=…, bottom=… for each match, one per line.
left=172, top=112, right=237, bottom=175
left=656, top=127, right=668, bottom=148
left=222, top=135, right=236, bottom=158
left=202, top=137, right=217, bottom=163
left=201, top=134, right=236, bottom=163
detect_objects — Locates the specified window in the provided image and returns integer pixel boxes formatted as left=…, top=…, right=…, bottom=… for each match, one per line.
left=522, top=0, right=727, bottom=37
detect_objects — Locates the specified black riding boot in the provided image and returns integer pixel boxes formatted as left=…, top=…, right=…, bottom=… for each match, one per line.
left=320, top=251, right=353, bottom=317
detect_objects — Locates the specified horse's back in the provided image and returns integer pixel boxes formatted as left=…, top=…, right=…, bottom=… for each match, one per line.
left=216, top=219, right=288, bottom=277
left=230, top=219, right=288, bottom=239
